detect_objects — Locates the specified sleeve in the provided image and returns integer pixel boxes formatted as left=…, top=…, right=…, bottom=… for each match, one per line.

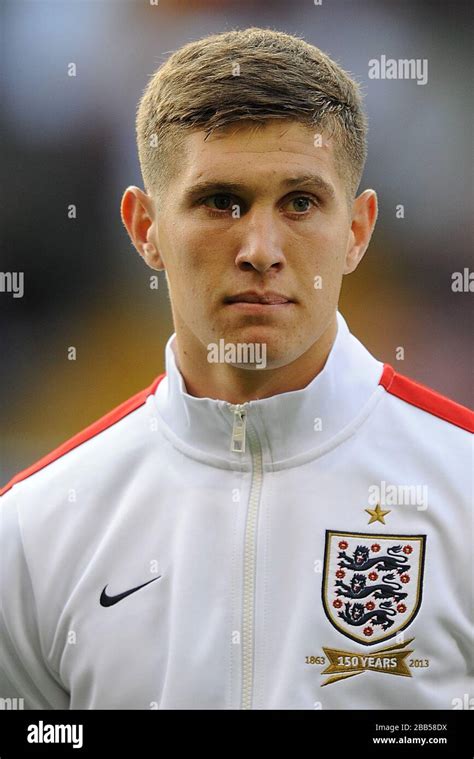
left=0, top=488, right=70, bottom=709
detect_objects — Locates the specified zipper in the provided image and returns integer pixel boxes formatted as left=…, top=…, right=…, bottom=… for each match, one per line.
left=228, top=403, right=264, bottom=710
left=231, top=404, right=247, bottom=452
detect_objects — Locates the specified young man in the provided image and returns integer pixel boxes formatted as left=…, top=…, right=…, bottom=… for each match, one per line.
left=1, top=28, right=472, bottom=710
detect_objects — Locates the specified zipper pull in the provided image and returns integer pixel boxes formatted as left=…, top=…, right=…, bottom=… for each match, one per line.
left=231, top=406, right=247, bottom=453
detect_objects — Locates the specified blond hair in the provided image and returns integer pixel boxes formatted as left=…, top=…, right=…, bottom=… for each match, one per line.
left=136, top=27, right=368, bottom=206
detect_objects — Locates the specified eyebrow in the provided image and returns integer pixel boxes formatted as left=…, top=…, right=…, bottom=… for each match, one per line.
left=182, top=173, right=336, bottom=203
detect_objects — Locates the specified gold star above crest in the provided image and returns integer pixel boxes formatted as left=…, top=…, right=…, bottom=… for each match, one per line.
left=365, top=503, right=391, bottom=524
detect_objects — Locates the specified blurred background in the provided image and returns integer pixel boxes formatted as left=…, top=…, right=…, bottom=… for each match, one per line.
left=1, top=0, right=472, bottom=484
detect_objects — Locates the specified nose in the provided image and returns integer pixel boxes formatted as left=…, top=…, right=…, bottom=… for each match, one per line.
left=234, top=207, right=286, bottom=274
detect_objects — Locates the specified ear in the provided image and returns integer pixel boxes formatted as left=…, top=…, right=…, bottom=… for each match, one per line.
left=120, top=186, right=165, bottom=271
left=343, top=189, right=378, bottom=275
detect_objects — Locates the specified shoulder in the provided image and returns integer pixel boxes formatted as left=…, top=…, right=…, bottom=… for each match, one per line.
left=0, top=373, right=166, bottom=498
left=378, top=364, right=473, bottom=434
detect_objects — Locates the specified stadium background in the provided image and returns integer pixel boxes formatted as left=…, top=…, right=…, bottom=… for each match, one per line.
left=1, top=0, right=472, bottom=484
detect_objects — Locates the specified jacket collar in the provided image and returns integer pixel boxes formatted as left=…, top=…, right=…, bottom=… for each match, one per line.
left=152, top=310, right=384, bottom=470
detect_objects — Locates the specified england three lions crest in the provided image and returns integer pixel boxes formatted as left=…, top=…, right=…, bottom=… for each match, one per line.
left=322, top=531, right=426, bottom=646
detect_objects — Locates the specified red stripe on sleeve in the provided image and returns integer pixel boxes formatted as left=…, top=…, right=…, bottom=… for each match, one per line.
left=379, top=364, right=474, bottom=433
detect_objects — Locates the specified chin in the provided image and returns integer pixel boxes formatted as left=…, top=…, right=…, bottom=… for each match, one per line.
left=251, top=342, right=303, bottom=371
left=259, top=350, right=302, bottom=370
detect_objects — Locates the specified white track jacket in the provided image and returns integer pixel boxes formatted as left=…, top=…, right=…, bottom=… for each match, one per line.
left=0, top=311, right=472, bottom=710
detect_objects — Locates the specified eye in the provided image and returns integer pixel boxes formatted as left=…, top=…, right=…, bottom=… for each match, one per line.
left=283, top=195, right=318, bottom=214
left=200, top=192, right=319, bottom=218
left=202, top=194, right=235, bottom=212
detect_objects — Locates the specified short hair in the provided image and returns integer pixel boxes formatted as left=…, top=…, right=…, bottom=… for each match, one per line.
left=136, top=27, right=368, bottom=208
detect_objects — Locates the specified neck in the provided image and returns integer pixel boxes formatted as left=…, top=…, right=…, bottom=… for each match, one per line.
left=172, top=314, right=338, bottom=404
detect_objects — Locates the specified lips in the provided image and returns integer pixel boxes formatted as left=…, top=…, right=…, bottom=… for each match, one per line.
left=225, top=291, right=292, bottom=305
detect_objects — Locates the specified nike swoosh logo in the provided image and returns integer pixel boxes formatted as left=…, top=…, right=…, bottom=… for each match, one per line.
left=100, top=576, right=162, bottom=607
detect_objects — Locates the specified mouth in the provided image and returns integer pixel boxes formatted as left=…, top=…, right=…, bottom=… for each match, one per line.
left=224, top=291, right=294, bottom=309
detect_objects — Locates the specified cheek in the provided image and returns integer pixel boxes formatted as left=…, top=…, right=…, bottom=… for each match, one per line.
left=162, top=229, right=203, bottom=284
left=313, top=231, right=347, bottom=276
left=292, top=218, right=345, bottom=258
left=175, top=228, right=223, bottom=275
left=168, top=250, right=216, bottom=309
left=297, top=240, right=344, bottom=286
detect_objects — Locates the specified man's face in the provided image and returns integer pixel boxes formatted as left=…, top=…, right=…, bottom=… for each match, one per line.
left=145, top=119, right=369, bottom=369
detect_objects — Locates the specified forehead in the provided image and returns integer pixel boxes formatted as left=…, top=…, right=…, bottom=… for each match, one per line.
left=177, top=119, right=341, bottom=195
